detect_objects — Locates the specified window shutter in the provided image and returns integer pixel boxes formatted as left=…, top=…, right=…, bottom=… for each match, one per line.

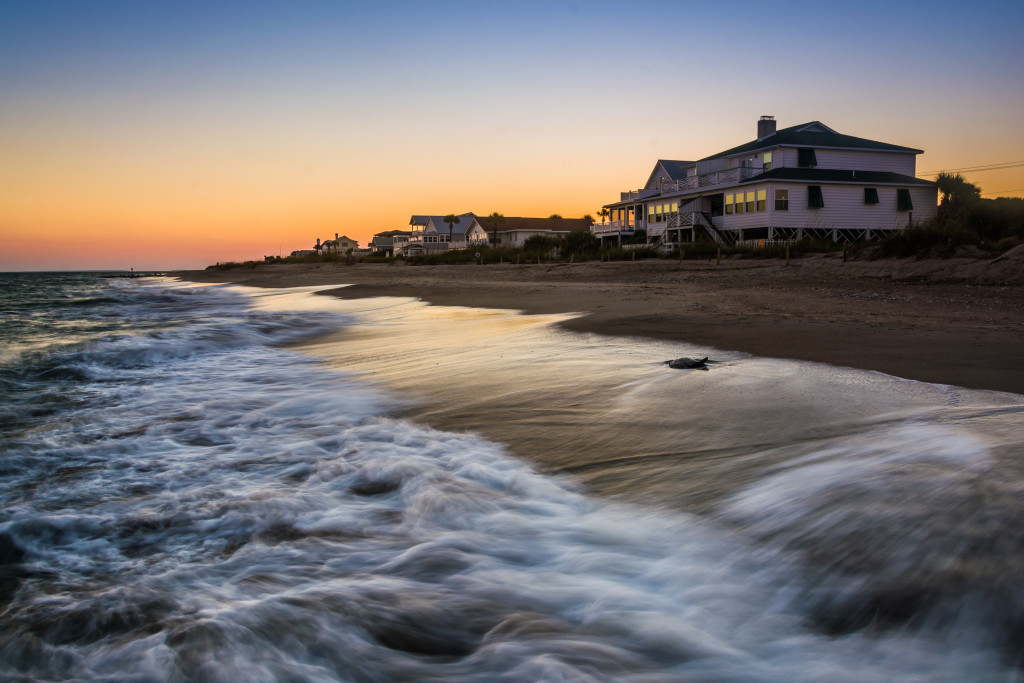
left=897, top=189, right=913, bottom=211
left=808, top=186, right=824, bottom=208
left=798, top=148, right=817, bottom=167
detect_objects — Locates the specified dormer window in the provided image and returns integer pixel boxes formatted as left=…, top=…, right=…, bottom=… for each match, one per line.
left=763, top=152, right=772, bottom=171
left=798, top=148, right=817, bottom=167
left=864, top=188, right=879, bottom=205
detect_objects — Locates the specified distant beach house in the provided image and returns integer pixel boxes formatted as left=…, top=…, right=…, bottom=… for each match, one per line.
left=406, top=214, right=490, bottom=254
left=369, top=230, right=411, bottom=256
left=400, top=214, right=592, bottom=254
left=598, top=117, right=938, bottom=247
left=318, top=234, right=359, bottom=254
left=488, top=216, right=592, bottom=247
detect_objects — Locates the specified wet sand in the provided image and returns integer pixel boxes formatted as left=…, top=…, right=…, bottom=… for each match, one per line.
left=233, top=283, right=1024, bottom=518
left=177, top=252, right=1024, bottom=395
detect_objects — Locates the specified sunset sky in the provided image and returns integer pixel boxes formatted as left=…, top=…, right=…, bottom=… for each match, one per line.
left=2, top=0, right=1022, bottom=270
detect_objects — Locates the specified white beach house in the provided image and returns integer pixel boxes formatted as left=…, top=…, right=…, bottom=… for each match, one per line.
left=598, top=117, right=938, bottom=246
left=406, top=214, right=490, bottom=254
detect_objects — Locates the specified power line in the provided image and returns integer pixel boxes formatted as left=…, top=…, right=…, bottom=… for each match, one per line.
left=919, top=160, right=1024, bottom=176
left=982, top=187, right=1024, bottom=196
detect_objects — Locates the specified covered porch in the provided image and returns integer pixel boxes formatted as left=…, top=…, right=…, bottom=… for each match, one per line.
left=593, top=201, right=645, bottom=246
left=650, top=194, right=727, bottom=247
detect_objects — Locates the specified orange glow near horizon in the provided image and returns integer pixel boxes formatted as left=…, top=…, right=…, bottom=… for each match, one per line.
left=2, top=3, right=1022, bottom=271
left=4, top=130, right=1021, bottom=271
left=4, top=108, right=1022, bottom=272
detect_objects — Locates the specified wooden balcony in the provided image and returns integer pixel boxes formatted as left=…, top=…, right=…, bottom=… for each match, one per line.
left=659, top=166, right=765, bottom=194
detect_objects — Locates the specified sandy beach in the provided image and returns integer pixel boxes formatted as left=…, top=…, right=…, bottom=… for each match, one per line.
left=178, top=250, right=1024, bottom=395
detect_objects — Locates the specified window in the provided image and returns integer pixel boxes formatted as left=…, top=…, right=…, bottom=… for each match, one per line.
left=746, top=191, right=756, bottom=213
left=725, top=194, right=734, bottom=214
left=735, top=192, right=745, bottom=213
left=864, top=188, right=879, bottom=205
left=897, top=188, right=913, bottom=211
left=775, top=189, right=789, bottom=210
left=808, top=186, right=824, bottom=208
left=756, top=189, right=766, bottom=212
left=798, top=148, right=817, bottom=167
left=763, top=152, right=772, bottom=172
left=649, top=204, right=676, bottom=222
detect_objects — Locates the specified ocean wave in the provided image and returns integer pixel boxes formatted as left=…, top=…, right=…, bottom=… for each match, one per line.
left=722, top=423, right=1024, bottom=654
left=1, top=278, right=1020, bottom=680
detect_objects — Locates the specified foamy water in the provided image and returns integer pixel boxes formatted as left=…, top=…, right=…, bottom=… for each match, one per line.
left=1, top=273, right=1022, bottom=680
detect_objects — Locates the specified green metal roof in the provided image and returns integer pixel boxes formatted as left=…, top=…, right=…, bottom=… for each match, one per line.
left=700, top=122, right=923, bottom=161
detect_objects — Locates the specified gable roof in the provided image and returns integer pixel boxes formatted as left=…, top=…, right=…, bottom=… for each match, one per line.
left=700, top=121, right=922, bottom=161
left=414, top=213, right=479, bottom=235
left=644, top=160, right=695, bottom=188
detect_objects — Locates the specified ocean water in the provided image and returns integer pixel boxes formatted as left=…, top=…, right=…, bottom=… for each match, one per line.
left=2, top=272, right=1023, bottom=681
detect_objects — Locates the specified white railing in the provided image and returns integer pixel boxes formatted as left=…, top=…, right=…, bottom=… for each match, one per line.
left=592, top=220, right=641, bottom=235
left=646, top=223, right=668, bottom=238
left=659, top=167, right=764, bottom=193
left=666, top=213, right=691, bottom=228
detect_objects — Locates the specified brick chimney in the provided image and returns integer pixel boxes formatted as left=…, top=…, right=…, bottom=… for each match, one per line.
left=757, top=115, right=776, bottom=139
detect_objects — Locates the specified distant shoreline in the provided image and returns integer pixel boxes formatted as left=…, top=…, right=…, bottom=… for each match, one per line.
left=176, top=253, right=1024, bottom=395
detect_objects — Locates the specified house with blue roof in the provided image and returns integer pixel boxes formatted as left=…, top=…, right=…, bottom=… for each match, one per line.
left=598, top=117, right=937, bottom=246
left=405, top=213, right=489, bottom=254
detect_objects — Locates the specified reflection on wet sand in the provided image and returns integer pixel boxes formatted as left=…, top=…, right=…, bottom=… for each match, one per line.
left=285, top=289, right=1024, bottom=514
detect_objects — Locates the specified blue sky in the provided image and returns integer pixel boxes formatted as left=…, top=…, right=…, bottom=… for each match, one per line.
left=1, top=0, right=1022, bottom=268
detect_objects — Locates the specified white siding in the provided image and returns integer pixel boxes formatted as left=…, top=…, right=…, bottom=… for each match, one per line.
left=715, top=182, right=936, bottom=233
left=775, top=147, right=916, bottom=174
left=644, top=162, right=673, bottom=190
left=696, top=158, right=728, bottom=175
left=499, top=230, right=570, bottom=247
left=720, top=186, right=770, bottom=230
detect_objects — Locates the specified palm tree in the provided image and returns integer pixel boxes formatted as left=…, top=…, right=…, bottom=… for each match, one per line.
left=582, top=214, right=595, bottom=226
left=443, top=214, right=460, bottom=249
left=486, top=211, right=505, bottom=247
left=597, top=208, right=610, bottom=225
left=548, top=214, right=562, bottom=220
